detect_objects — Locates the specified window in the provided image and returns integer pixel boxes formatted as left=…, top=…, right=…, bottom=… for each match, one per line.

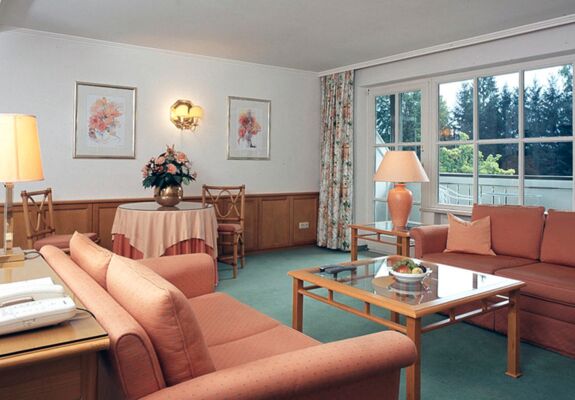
left=374, top=89, right=423, bottom=222
left=436, top=63, right=573, bottom=210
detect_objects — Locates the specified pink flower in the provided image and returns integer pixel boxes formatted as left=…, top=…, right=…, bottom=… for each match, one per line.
left=167, top=164, right=177, bottom=174
left=176, top=152, right=187, bottom=163
left=155, top=156, right=165, bottom=165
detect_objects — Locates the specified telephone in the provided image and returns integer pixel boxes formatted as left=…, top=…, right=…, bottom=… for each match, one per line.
left=0, top=277, right=77, bottom=336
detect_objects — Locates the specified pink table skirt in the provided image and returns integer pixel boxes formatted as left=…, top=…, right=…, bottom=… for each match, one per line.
left=113, top=234, right=218, bottom=284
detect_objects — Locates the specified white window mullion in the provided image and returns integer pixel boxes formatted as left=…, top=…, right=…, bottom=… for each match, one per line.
left=394, top=94, right=400, bottom=145
left=518, top=69, right=525, bottom=205
left=472, top=77, right=479, bottom=204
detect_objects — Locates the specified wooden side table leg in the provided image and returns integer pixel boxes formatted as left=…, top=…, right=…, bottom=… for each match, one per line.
left=292, top=278, right=304, bottom=331
left=506, top=290, right=522, bottom=378
left=81, top=352, right=99, bottom=400
left=396, top=236, right=402, bottom=255
left=403, top=237, right=410, bottom=257
left=406, top=317, right=422, bottom=400
left=351, top=227, right=358, bottom=261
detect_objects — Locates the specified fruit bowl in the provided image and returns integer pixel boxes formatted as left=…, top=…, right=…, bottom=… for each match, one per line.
left=388, top=258, right=432, bottom=283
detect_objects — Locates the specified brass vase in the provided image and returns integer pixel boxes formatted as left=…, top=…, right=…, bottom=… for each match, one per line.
left=154, top=185, right=183, bottom=207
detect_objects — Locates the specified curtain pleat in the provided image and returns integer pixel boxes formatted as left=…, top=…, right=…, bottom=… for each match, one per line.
left=317, top=71, right=354, bottom=250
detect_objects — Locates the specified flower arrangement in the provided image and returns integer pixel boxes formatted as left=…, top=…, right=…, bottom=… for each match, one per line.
left=237, top=110, right=261, bottom=148
left=142, top=145, right=197, bottom=189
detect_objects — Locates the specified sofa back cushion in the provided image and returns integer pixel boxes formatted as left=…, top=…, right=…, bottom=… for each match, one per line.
left=107, top=255, right=215, bottom=386
left=70, top=231, right=112, bottom=288
left=40, top=245, right=165, bottom=400
left=540, top=209, right=575, bottom=267
left=471, top=204, right=545, bottom=260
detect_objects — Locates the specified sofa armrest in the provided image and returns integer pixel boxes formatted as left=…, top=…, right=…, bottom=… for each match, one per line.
left=140, top=331, right=416, bottom=400
left=139, top=254, right=215, bottom=298
left=410, top=225, right=449, bottom=258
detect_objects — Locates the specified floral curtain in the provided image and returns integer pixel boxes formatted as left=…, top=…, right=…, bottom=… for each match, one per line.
left=317, top=70, right=354, bottom=250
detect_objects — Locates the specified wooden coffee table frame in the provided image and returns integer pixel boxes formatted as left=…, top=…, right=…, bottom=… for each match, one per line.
left=289, top=260, right=525, bottom=400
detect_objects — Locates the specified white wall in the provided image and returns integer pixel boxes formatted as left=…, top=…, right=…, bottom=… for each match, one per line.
left=354, top=23, right=575, bottom=226
left=0, top=29, right=321, bottom=201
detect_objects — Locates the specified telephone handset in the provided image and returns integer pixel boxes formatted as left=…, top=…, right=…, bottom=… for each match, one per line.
left=0, top=278, right=77, bottom=336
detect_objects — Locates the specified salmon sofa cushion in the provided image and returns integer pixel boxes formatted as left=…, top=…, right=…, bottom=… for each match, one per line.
left=107, top=255, right=215, bottom=385
left=70, top=231, right=112, bottom=288
left=540, top=209, right=575, bottom=268
left=472, top=205, right=545, bottom=260
left=445, top=214, right=495, bottom=256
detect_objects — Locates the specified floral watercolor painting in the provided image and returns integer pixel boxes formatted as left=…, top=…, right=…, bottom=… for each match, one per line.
left=228, top=97, right=270, bottom=160
left=87, top=96, right=124, bottom=145
left=75, top=82, right=136, bottom=159
left=237, top=110, right=261, bottom=148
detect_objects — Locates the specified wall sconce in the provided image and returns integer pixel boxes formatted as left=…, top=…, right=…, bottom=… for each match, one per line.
left=170, top=99, right=203, bottom=132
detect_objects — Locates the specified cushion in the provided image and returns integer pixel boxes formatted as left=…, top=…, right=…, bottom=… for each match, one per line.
left=106, top=255, right=215, bottom=385
left=208, top=325, right=319, bottom=370
left=218, top=223, right=242, bottom=233
left=188, top=292, right=279, bottom=347
left=34, top=232, right=98, bottom=251
left=445, top=214, right=495, bottom=256
left=70, top=231, right=112, bottom=288
left=496, top=262, right=575, bottom=307
left=422, top=252, right=536, bottom=275
left=540, top=209, right=575, bottom=268
left=472, top=204, right=545, bottom=260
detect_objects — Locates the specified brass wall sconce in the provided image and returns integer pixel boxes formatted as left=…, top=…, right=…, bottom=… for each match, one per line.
left=170, top=99, right=203, bottom=132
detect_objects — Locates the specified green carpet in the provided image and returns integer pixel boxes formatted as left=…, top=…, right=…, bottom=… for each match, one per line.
left=216, top=246, right=574, bottom=399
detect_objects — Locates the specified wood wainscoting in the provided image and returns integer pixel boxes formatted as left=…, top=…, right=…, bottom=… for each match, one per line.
left=0, top=192, right=319, bottom=253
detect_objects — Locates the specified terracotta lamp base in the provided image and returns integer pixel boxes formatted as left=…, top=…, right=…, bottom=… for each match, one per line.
left=387, top=183, right=412, bottom=228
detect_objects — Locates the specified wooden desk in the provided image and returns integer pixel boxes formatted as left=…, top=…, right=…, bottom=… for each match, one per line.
left=0, top=255, right=109, bottom=400
left=350, top=221, right=418, bottom=260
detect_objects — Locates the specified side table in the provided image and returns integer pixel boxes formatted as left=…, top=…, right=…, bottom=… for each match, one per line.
left=0, top=255, right=109, bottom=400
left=350, top=221, right=418, bottom=260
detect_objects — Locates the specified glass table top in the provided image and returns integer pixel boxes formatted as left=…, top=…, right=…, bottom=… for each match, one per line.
left=119, top=201, right=210, bottom=211
left=313, top=257, right=517, bottom=306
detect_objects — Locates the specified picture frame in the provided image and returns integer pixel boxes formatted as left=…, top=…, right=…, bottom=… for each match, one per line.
left=227, top=96, right=271, bottom=160
left=74, top=81, right=136, bottom=159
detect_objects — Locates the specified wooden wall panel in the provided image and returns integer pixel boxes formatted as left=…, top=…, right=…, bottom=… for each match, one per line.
left=259, top=197, right=291, bottom=249
left=1, top=192, right=318, bottom=253
left=243, top=198, right=259, bottom=251
left=292, top=196, right=318, bottom=244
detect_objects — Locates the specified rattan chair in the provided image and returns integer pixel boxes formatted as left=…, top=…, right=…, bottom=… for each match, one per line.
left=20, top=188, right=99, bottom=252
left=202, top=185, right=245, bottom=278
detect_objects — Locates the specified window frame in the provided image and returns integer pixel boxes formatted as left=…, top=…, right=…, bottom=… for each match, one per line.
left=428, top=55, right=575, bottom=213
left=367, top=80, right=430, bottom=222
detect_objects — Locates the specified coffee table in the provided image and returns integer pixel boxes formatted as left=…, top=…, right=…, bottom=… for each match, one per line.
left=288, top=257, right=525, bottom=400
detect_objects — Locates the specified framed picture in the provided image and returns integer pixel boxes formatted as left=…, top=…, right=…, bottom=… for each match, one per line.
left=227, top=96, right=271, bottom=160
left=74, top=82, right=136, bottom=159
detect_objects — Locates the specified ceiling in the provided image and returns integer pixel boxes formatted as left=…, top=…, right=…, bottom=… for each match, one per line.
left=1, top=0, right=574, bottom=72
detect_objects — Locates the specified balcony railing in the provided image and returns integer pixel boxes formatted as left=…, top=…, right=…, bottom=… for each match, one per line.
left=439, top=173, right=572, bottom=209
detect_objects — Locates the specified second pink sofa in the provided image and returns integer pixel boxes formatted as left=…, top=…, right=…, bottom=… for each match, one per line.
left=41, top=233, right=417, bottom=399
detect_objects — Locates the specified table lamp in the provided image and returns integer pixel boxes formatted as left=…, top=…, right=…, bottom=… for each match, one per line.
left=0, top=114, right=44, bottom=263
left=374, top=150, right=428, bottom=228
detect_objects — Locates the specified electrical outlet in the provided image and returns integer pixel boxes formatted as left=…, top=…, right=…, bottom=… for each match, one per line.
left=298, top=221, right=309, bottom=229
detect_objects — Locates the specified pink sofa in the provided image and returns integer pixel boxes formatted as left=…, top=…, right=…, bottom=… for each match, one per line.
left=40, top=233, right=417, bottom=400
left=411, top=205, right=575, bottom=358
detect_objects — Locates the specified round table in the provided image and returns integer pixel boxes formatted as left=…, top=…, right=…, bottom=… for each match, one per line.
left=111, top=201, right=219, bottom=283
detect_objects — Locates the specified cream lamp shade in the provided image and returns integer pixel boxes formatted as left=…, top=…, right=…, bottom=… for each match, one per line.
left=0, top=114, right=44, bottom=263
left=373, top=150, right=429, bottom=183
left=373, top=151, right=428, bottom=228
left=0, top=114, right=44, bottom=182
